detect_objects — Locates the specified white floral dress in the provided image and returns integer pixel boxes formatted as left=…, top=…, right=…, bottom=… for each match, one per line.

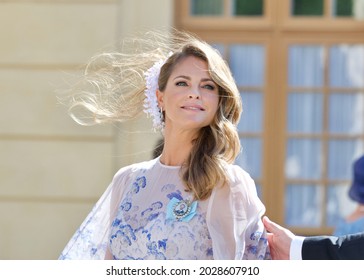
left=59, top=157, right=270, bottom=260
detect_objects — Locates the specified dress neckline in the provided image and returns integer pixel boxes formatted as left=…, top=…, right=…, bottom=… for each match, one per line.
left=156, top=156, right=181, bottom=169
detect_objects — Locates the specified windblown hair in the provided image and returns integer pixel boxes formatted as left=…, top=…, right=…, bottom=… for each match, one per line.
left=65, top=29, right=242, bottom=200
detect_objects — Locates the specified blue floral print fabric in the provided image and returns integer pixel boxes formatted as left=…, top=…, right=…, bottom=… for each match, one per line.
left=58, top=157, right=271, bottom=260
left=109, top=175, right=213, bottom=260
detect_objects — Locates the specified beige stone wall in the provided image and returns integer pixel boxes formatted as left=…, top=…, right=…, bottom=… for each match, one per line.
left=0, top=0, right=172, bottom=259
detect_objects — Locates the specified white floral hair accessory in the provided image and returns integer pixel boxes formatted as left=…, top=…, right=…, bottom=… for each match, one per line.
left=143, top=53, right=172, bottom=131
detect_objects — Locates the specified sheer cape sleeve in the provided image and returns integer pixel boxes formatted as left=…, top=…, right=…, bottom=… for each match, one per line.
left=59, top=166, right=132, bottom=260
left=206, top=165, right=271, bottom=260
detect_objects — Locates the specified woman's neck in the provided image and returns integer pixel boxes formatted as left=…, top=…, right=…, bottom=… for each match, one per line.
left=159, top=128, right=196, bottom=166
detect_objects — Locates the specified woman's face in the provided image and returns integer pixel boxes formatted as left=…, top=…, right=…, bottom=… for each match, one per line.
left=157, top=56, right=219, bottom=132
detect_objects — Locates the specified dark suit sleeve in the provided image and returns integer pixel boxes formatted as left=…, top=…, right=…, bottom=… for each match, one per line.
left=302, top=233, right=364, bottom=260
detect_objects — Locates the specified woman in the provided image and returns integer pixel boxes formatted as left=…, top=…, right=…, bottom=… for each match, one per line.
left=59, top=30, right=270, bottom=260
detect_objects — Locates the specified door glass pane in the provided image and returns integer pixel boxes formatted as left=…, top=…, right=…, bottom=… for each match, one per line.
left=190, top=0, right=223, bottom=15
left=332, top=0, right=353, bottom=17
left=329, top=93, right=364, bottom=134
left=233, top=0, right=263, bottom=16
left=291, top=0, right=324, bottom=16
left=230, top=44, right=265, bottom=86
left=286, top=139, right=322, bottom=179
left=238, top=92, right=263, bottom=132
left=327, top=184, right=357, bottom=227
left=285, top=184, right=322, bottom=226
left=289, top=45, right=324, bottom=87
left=287, top=92, right=323, bottom=133
left=328, top=140, right=364, bottom=180
left=235, top=138, right=262, bottom=178
left=229, top=43, right=265, bottom=184
left=329, top=45, right=364, bottom=88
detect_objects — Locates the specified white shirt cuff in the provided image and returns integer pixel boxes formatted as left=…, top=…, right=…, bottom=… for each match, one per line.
left=290, top=236, right=305, bottom=260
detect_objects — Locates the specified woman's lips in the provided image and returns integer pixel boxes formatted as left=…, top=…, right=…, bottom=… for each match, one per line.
left=181, top=105, right=205, bottom=111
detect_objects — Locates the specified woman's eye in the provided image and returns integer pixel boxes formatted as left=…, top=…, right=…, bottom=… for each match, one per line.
left=176, top=81, right=187, bottom=86
left=202, top=84, right=215, bottom=90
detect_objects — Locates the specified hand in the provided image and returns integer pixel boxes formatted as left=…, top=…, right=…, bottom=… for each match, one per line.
left=262, top=216, right=295, bottom=260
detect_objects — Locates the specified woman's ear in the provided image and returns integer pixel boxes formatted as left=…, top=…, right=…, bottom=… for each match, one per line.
left=156, top=89, right=164, bottom=108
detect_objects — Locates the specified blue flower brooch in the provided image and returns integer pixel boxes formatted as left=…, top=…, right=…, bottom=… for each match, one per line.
left=166, top=197, right=197, bottom=222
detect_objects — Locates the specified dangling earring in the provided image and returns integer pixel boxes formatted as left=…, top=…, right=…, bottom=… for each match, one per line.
left=159, top=106, right=165, bottom=131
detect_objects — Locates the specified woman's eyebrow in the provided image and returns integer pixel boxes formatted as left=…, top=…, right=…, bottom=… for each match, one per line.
left=201, top=78, right=215, bottom=83
left=173, top=75, right=214, bottom=83
left=173, top=75, right=190, bottom=81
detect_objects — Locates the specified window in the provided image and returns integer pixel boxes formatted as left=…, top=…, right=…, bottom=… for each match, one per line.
left=291, top=0, right=355, bottom=17
left=190, top=0, right=264, bottom=16
left=292, top=0, right=324, bottom=16
left=285, top=43, right=364, bottom=229
left=175, top=0, right=364, bottom=235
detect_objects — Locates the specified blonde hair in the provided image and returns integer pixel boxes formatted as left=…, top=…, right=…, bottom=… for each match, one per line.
left=66, top=29, right=242, bottom=200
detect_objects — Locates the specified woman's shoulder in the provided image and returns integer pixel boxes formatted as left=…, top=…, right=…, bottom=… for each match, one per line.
left=217, top=163, right=258, bottom=201
left=224, top=163, right=254, bottom=186
left=212, top=163, right=264, bottom=219
left=112, top=157, right=158, bottom=183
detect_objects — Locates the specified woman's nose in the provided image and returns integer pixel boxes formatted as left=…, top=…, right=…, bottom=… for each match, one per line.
left=188, top=88, right=200, bottom=99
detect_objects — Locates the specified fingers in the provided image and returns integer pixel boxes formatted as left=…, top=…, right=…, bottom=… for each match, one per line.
left=262, top=216, right=275, bottom=233
left=266, top=232, right=273, bottom=244
left=265, top=231, right=277, bottom=260
left=263, top=216, right=283, bottom=234
left=263, top=216, right=292, bottom=260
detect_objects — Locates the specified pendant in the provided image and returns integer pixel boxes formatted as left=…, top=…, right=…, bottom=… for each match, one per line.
left=172, top=199, right=192, bottom=220
left=166, top=197, right=198, bottom=222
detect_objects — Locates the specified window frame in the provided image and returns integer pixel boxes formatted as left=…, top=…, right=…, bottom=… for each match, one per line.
left=175, top=0, right=364, bottom=235
left=175, top=0, right=275, bottom=31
